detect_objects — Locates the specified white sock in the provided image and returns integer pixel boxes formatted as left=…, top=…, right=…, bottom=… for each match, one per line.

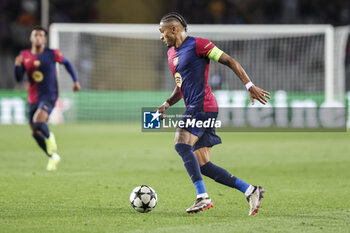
left=244, top=185, right=255, bottom=197
left=197, top=193, right=209, bottom=199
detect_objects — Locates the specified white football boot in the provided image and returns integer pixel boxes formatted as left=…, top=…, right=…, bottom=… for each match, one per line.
left=186, top=197, right=214, bottom=214
left=247, top=186, right=264, bottom=216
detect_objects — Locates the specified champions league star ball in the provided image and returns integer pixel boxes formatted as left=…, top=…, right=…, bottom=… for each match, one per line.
left=129, top=185, right=158, bottom=213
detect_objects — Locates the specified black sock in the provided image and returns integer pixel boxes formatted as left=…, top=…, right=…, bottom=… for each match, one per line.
left=200, top=161, right=237, bottom=188
left=175, top=144, right=203, bottom=183
left=32, top=133, right=49, bottom=156
left=33, top=122, right=50, bottom=138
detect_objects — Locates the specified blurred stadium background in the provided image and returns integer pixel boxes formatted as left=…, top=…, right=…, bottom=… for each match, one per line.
left=0, top=0, right=349, bottom=125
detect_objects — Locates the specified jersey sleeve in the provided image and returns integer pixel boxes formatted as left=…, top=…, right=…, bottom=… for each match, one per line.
left=53, top=49, right=64, bottom=63
left=14, top=51, right=25, bottom=82
left=195, top=37, right=223, bottom=62
left=195, top=37, right=215, bottom=57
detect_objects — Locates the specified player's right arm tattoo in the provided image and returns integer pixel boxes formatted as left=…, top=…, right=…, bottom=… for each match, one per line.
left=219, top=52, right=251, bottom=85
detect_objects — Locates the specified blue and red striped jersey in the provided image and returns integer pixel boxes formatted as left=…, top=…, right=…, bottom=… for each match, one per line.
left=167, top=36, right=218, bottom=112
left=20, top=48, right=64, bottom=104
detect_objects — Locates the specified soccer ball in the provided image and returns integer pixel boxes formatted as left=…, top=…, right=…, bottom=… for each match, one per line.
left=129, top=185, right=158, bottom=213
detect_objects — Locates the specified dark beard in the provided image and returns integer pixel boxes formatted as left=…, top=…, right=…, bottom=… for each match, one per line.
left=35, top=45, right=41, bottom=50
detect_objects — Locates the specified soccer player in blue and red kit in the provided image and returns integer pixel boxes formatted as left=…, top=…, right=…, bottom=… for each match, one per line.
left=14, top=26, right=81, bottom=171
left=157, top=13, right=271, bottom=215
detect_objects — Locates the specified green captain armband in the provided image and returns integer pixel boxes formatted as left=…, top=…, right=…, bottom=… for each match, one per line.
left=208, top=46, right=224, bottom=62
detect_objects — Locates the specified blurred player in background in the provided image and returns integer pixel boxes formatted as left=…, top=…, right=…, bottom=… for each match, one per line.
left=14, top=26, right=81, bottom=171
left=157, top=12, right=270, bottom=215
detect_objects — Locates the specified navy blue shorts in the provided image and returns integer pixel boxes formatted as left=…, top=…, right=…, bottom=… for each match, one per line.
left=179, top=110, right=222, bottom=151
left=28, top=100, right=56, bottom=124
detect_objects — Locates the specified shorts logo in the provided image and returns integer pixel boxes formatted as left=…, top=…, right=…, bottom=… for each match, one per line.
left=143, top=110, right=161, bottom=129
left=43, top=105, right=49, bottom=110
left=32, top=71, right=44, bottom=82
left=174, top=72, right=182, bottom=88
left=33, top=60, right=41, bottom=67
left=173, top=57, right=179, bottom=66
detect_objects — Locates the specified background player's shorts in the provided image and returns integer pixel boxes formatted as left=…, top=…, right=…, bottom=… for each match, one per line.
left=179, top=110, right=222, bottom=151
left=28, top=100, right=56, bottom=124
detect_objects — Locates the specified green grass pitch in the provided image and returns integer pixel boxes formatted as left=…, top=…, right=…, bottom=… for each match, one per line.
left=0, top=123, right=349, bottom=233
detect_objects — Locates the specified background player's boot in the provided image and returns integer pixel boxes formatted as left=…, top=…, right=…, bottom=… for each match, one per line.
left=186, top=197, right=213, bottom=214
left=46, top=153, right=61, bottom=171
left=247, top=186, right=264, bottom=216
left=45, top=132, right=57, bottom=155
